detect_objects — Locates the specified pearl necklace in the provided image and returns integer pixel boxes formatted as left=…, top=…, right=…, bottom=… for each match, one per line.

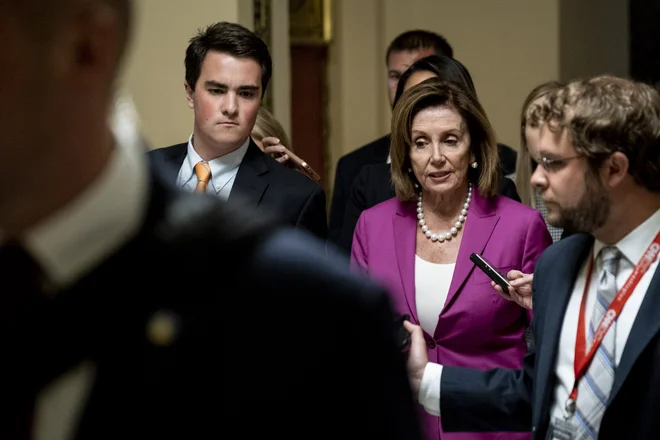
left=417, top=183, right=472, bottom=243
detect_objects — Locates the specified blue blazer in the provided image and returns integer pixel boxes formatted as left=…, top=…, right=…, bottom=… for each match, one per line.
left=440, top=233, right=660, bottom=439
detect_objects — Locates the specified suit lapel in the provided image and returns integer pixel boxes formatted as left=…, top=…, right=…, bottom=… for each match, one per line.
left=532, top=234, right=593, bottom=426
left=375, top=134, right=391, bottom=162
left=153, top=143, right=187, bottom=185
left=393, top=201, right=419, bottom=323
left=379, top=166, right=396, bottom=203
left=442, top=190, right=499, bottom=312
left=228, top=140, right=269, bottom=209
left=609, top=265, right=660, bottom=403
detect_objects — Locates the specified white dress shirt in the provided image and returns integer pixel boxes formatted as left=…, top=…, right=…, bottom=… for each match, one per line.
left=549, top=208, right=660, bottom=422
left=418, top=208, right=660, bottom=419
left=1, top=135, right=148, bottom=440
left=176, top=134, right=249, bottom=200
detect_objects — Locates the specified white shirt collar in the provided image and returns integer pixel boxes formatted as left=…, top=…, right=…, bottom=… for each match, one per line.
left=4, top=136, right=149, bottom=290
left=177, top=134, right=249, bottom=193
left=594, top=208, right=660, bottom=267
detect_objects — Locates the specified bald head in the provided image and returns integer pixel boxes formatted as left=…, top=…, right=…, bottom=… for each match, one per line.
left=6, top=0, right=131, bottom=56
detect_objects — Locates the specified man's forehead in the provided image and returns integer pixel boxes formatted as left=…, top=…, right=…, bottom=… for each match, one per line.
left=538, top=123, right=573, bottom=153
left=200, top=52, right=261, bottom=82
left=387, top=47, right=436, bottom=70
left=203, top=51, right=261, bottom=69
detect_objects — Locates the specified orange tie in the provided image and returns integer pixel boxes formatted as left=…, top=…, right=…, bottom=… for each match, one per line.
left=194, top=161, right=212, bottom=193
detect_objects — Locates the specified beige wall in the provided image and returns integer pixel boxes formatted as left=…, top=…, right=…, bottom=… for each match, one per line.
left=120, top=0, right=254, bottom=149
left=327, top=0, right=562, bottom=189
left=327, top=0, right=384, bottom=180
left=270, top=0, right=292, bottom=137
left=559, top=0, right=629, bottom=81
left=381, top=0, right=561, bottom=147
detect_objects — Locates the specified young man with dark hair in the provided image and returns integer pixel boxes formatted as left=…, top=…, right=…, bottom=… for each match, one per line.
left=385, top=30, right=454, bottom=106
left=150, top=22, right=327, bottom=239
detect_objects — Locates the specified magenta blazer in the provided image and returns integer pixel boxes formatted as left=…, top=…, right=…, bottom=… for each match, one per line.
left=351, top=189, right=552, bottom=440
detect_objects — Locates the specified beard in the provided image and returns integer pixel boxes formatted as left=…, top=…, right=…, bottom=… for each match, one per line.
left=548, top=171, right=610, bottom=234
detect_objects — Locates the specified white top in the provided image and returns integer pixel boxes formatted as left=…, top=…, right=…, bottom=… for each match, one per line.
left=549, top=208, right=660, bottom=424
left=417, top=208, right=660, bottom=423
left=176, top=134, right=249, bottom=200
left=415, top=255, right=455, bottom=335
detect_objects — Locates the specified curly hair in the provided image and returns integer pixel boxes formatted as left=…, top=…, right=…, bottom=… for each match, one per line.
left=528, top=75, right=660, bottom=191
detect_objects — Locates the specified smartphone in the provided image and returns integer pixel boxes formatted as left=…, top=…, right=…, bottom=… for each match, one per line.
left=281, top=148, right=322, bottom=183
left=469, top=253, right=512, bottom=294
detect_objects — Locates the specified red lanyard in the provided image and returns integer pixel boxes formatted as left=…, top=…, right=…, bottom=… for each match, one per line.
left=566, top=231, right=660, bottom=414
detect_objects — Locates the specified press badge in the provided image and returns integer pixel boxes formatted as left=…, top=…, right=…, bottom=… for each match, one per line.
left=547, top=418, right=575, bottom=440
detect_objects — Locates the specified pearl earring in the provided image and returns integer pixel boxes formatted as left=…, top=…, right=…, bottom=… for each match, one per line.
left=471, top=162, right=478, bottom=169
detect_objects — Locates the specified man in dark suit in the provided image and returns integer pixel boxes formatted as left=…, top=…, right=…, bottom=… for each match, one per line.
left=0, top=2, right=420, bottom=438
left=149, top=22, right=327, bottom=240
left=327, top=30, right=519, bottom=248
left=336, top=162, right=521, bottom=252
left=328, top=30, right=454, bottom=247
left=405, top=76, right=660, bottom=439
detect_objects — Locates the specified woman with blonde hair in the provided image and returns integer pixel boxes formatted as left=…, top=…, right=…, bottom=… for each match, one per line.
left=251, top=106, right=292, bottom=152
left=513, top=81, right=565, bottom=242
left=251, top=107, right=320, bottom=182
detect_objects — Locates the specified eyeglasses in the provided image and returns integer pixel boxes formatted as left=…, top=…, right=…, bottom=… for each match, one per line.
left=533, top=154, right=583, bottom=172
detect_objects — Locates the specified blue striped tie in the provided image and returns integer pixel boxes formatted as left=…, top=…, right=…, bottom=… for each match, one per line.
left=574, top=246, right=621, bottom=439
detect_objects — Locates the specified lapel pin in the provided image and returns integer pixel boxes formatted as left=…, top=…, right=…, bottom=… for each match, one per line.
left=146, top=309, right=180, bottom=347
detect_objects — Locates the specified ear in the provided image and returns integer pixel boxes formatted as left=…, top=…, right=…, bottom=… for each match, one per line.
left=185, top=82, right=195, bottom=109
left=604, top=151, right=629, bottom=188
left=67, top=2, right=121, bottom=88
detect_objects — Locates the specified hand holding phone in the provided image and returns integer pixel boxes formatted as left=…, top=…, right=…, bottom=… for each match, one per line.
left=283, top=149, right=322, bottom=182
left=495, top=271, right=534, bottom=309
left=261, top=137, right=321, bottom=182
left=469, top=253, right=512, bottom=293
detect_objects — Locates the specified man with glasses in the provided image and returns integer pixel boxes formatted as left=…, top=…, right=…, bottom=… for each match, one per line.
left=404, top=75, right=660, bottom=440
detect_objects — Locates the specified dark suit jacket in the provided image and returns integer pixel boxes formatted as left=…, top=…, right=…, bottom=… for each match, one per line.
left=328, top=135, right=518, bottom=247
left=335, top=162, right=521, bottom=254
left=3, top=169, right=421, bottom=440
left=328, top=135, right=391, bottom=246
left=439, top=233, right=660, bottom=439
left=148, top=139, right=328, bottom=239
left=498, top=143, right=518, bottom=176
